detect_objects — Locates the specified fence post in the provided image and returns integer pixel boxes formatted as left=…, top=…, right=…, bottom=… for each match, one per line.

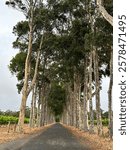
left=7, top=121, right=11, bottom=133
left=13, top=122, right=17, bottom=133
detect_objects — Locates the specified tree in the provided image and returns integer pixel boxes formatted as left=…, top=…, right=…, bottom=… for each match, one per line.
left=96, top=0, right=113, bottom=26
left=47, top=83, right=66, bottom=121
left=6, top=0, right=44, bottom=132
left=7, top=0, right=113, bottom=137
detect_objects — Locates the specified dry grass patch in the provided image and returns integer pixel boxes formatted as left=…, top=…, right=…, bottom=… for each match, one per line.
left=63, top=124, right=112, bottom=150
left=0, top=124, right=53, bottom=144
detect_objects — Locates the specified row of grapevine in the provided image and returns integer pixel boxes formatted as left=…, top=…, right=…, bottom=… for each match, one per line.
left=0, top=115, right=29, bottom=125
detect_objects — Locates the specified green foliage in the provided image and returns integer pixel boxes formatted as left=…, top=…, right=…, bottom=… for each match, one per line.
left=102, top=111, right=109, bottom=119
left=0, top=107, right=30, bottom=119
left=0, top=115, right=29, bottom=125
left=7, top=0, right=113, bottom=119
left=9, top=51, right=26, bottom=78
left=47, top=83, right=66, bottom=117
left=102, top=119, right=109, bottom=126
left=13, top=21, right=29, bottom=37
left=88, top=119, right=109, bottom=126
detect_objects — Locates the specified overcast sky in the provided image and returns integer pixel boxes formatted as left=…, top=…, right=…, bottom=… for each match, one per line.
left=0, top=0, right=109, bottom=112
left=0, top=0, right=31, bottom=111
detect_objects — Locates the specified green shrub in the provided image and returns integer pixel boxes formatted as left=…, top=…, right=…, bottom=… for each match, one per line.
left=0, top=115, right=29, bottom=125
left=88, top=119, right=109, bottom=126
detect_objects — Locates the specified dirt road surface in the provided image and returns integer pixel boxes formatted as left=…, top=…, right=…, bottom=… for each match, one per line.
left=0, top=123, right=90, bottom=150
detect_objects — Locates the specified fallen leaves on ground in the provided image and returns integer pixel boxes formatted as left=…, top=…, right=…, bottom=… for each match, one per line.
left=0, top=124, right=53, bottom=144
left=63, top=124, right=112, bottom=150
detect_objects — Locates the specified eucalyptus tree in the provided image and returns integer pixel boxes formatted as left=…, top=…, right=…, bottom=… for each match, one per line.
left=92, top=0, right=113, bottom=137
left=7, top=0, right=113, bottom=136
left=82, top=0, right=113, bottom=135
left=6, top=0, right=53, bottom=132
left=95, top=0, right=113, bottom=137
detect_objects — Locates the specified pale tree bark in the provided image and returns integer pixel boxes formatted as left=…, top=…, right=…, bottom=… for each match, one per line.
left=40, top=98, right=45, bottom=126
left=29, top=84, right=37, bottom=128
left=71, top=89, right=76, bottom=127
left=108, top=50, right=113, bottom=138
left=74, top=72, right=81, bottom=129
left=78, top=84, right=82, bottom=129
left=93, top=50, right=103, bottom=135
left=72, top=88, right=76, bottom=127
left=80, top=100, right=84, bottom=130
left=96, top=0, right=113, bottom=26
left=17, top=31, right=43, bottom=132
left=66, top=86, right=71, bottom=126
left=36, top=99, right=41, bottom=127
left=73, top=75, right=77, bottom=128
left=17, top=3, right=33, bottom=132
left=29, top=90, right=33, bottom=127
left=44, top=100, right=48, bottom=125
left=68, top=85, right=74, bottom=126
left=44, top=83, right=51, bottom=125
left=70, top=90, right=74, bottom=126
left=65, top=91, right=71, bottom=126
left=36, top=87, right=42, bottom=127
left=62, top=91, right=71, bottom=126
left=83, top=53, right=89, bottom=131
left=89, top=52, right=94, bottom=133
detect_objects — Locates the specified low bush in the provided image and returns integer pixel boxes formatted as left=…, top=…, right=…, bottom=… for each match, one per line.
left=88, top=119, right=109, bottom=126
left=0, top=115, right=29, bottom=125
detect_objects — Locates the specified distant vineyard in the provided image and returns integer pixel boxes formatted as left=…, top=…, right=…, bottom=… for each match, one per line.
left=0, top=115, right=29, bottom=125
left=89, top=119, right=109, bottom=126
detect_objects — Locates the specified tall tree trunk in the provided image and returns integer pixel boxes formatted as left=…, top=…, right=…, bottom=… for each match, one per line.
left=36, top=88, right=41, bottom=127
left=73, top=89, right=76, bottom=127
left=40, top=89, right=45, bottom=126
left=68, top=88, right=72, bottom=126
left=17, top=14, right=33, bottom=132
left=74, top=72, right=81, bottom=128
left=93, top=50, right=103, bottom=135
left=83, top=53, right=89, bottom=131
left=17, top=32, right=42, bottom=132
left=78, top=83, right=82, bottom=129
left=68, top=85, right=74, bottom=126
left=71, top=90, right=74, bottom=126
left=30, top=84, right=37, bottom=128
left=108, top=50, right=113, bottom=138
left=89, top=52, right=94, bottom=133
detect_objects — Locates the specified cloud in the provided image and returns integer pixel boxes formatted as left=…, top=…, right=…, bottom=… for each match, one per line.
left=0, top=0, right=26, bottom=111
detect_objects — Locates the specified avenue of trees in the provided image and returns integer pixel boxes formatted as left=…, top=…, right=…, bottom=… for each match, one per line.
left=6, top=0, right=113, bottom=138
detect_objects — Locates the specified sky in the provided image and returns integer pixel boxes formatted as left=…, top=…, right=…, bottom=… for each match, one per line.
left=0, top=0, right=109, bottom=112
left=0, top=0, right=31, bottom=111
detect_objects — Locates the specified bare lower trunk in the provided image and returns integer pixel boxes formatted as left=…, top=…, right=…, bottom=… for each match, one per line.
left=40, top=95, right=45, bottom=126
left=17, top=94, right=27, bottom=132
left=74, top=72, right=81, bottom=129
left=30, top=84, right=37, bottom=127
left=71, top=91, right=74, bottom=126
left=17, top=35, right=42, bottom=132
left=17, top=20, right=33, bottom=131
left=93, top=50, right=103, bottom=135
left=40, top=85, right=46, bottom=126
left=36, top=88, right=41, bottom=127
left=68, top=86, right=74, bottom=126
left=89, top=52, right=94, bottom=133
left=83, top=53, right=89, bottom=131
left=37, top=100, right=41, bottom=127
left=108, top=50, right=113, bottom=138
